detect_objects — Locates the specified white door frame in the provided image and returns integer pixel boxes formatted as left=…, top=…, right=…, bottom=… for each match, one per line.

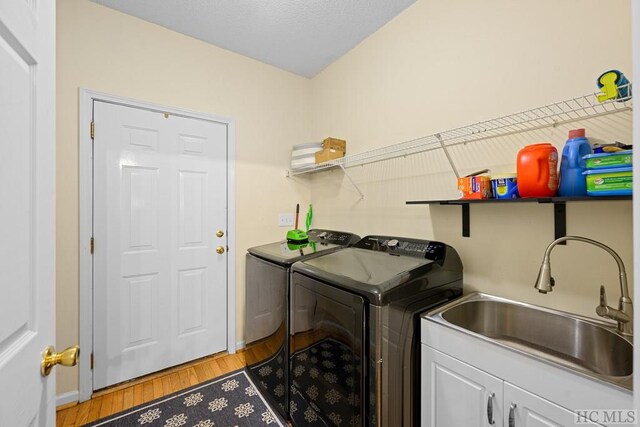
left=632, top=0, right=639, bottom=413
left=78, top=88, right=236, bottom=402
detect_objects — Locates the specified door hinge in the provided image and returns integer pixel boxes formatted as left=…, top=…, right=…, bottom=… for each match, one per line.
left=90, top=353, right=94, bottom=370
left=90, top=121, right=95, bottom=140
left=90, top=237, right=94, bottom=254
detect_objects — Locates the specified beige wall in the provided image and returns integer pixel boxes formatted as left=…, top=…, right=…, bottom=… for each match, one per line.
left=309, top=0, right=633, bottom=323
left=57, top=0, right=634, bottom=398
left=56, top=0, right=311, bottom=395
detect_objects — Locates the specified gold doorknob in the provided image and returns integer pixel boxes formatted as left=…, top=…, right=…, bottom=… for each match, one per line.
left=216, top=230, right=224, bottom=238
left=216, top=246, right=225, bottom=254
left=41, top=345, right=80, bottom=377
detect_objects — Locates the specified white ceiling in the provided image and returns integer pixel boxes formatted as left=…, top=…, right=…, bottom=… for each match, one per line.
left=92, top=0, right=416, bottom=78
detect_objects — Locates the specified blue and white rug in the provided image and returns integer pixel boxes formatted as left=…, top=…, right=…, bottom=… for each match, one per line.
left=83, top=369, right=286, bottom=427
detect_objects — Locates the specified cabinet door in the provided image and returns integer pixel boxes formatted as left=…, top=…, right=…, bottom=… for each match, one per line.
left=422, top=346, right=503, bottom=427
left=503, top=382, right=602, bottom=427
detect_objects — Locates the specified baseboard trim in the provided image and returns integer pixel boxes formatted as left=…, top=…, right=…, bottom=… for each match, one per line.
left=236, top=340, right=245, bottom=350
left=56, top=390, right=79, bottom=408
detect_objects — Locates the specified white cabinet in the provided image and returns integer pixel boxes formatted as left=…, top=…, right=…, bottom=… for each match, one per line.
left=422, top=346, right=503, bottom=427
left=422, top=346, right=602, bottom=427
left=503, top=383, right=600, bottom=427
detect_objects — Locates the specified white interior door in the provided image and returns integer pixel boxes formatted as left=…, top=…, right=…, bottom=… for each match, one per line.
left=0, top=0, right=56, bottom=425
left=93, top=101, right=228, bottom=390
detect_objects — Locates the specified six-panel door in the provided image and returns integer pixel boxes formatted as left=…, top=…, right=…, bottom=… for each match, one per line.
left=0, top=0, right=56, bottom=425
left=93, top=101, right=228, bottom=389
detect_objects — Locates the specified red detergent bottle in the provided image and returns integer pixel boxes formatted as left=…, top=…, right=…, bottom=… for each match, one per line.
left=517, top=143, right=559, bottom=198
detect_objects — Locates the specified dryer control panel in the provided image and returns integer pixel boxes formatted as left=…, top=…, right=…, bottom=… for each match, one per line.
left=354, top=235, right=445, bottom=261
left=307, top=229, right=360, bottom=246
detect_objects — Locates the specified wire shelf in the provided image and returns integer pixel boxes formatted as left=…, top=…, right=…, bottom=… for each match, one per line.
left=289, top=84, right=633, bottom=176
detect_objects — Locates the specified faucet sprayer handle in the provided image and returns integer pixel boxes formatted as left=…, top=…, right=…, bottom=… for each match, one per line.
left=596, top=286, right=609, bottom=317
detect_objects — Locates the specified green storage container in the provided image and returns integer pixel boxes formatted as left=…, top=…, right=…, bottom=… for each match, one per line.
left=582, top=167, right=632, bottom=196
left=583, top=150, right=632, bottom=169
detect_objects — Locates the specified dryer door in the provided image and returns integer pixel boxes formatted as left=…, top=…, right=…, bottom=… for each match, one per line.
left=290, top=272, right=366, bottom=427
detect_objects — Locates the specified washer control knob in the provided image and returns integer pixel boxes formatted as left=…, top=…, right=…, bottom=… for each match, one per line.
left=387, top=239, right=399, bottom=248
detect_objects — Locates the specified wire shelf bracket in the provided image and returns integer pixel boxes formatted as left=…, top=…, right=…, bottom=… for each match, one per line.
left=436, top=133, right=461, bottom=178
left=340, top=165, right=365, bottom=199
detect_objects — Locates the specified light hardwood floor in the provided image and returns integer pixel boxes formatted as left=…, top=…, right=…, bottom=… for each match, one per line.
left=56, top=351, right=246, bottom=427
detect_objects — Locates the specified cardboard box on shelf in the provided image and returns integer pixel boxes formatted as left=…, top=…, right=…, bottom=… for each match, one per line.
left=457, top=175, right=492, bottom=199
left=322, top=137, right=346, bottom=152
left=315, top=137, right=346, bottom=164
left=315, top=148, right=345, bottom=163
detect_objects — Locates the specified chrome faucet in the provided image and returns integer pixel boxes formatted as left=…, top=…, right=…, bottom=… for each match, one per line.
left=534, top=235, right=633, bottom=336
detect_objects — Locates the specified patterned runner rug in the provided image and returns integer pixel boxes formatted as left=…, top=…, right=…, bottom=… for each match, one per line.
left=247, top=344, right=287, bottom=416
left=290, top=339, right=361, bottom=427
left=83, top=369, right=286, bottom=427
left=249, top=338, right=361, bottom=426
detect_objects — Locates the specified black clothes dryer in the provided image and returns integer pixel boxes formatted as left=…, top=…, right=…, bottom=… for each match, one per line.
left=289, top=235, right=463, bottom=426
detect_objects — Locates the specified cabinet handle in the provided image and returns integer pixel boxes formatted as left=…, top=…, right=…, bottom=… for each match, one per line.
left=486, top=392, right=495, bottom=425
left=509, top=402, right=517, bottom=427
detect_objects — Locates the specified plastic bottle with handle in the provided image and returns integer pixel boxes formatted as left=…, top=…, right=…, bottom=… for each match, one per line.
left=558, top=129, right=592, bottom=197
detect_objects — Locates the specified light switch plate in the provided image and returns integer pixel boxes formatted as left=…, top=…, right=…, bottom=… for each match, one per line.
left=278, top=213, right=295, bottom=227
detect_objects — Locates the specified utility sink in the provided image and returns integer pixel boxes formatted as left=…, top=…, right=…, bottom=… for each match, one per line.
left=426, top=293, right=633, bottom=390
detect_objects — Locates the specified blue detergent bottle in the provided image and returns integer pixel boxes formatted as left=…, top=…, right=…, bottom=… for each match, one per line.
left=558, top=128, right=592, bottom=197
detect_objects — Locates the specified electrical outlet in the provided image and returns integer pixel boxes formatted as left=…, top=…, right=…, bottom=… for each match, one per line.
left=278, top=213, right=295, bottom=227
